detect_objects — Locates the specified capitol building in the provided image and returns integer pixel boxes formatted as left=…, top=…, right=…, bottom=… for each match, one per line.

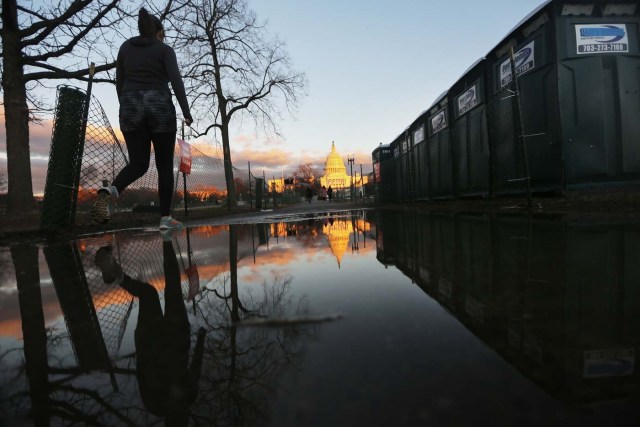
left=267, top=141, right=368, bottom=193
left=320, top=141, right=368, bottom=192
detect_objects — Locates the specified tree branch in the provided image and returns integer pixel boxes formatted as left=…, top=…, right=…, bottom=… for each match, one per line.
left=21, top=0, right=120, bottom=62
left=20, top=0, right=93, bottom=41
left=24, top=62, right=116, bottom=83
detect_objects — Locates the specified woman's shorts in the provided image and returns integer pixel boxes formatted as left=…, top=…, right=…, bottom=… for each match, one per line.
left=119, top=89, right=177, bottom=133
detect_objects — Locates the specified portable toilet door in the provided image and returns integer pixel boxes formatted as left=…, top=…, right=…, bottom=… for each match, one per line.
left=555, top=1, right=640, bottom=186
left=372, top=144, right=393, bottom=203
left=388, top=136, right=402, bottom=203
left=449, top=59, right=491, bottom=198
left=487, top=3, right=563, bottom=195
left=427, top=95, right=455, bottom=199
left=410, top=112, right=430, bottom=200
left=398, top=132, right=413, bottom=202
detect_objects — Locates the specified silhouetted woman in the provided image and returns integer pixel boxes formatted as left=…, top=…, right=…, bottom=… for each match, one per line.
left=92, top=8, right=192, bottom=230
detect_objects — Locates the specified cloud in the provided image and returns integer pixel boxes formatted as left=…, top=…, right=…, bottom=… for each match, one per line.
left=189, top=139, right=220, bottom=157
left=229, top=142, right=327, bottom=175
left=0, top=116, right=52, bottom=195
left=233, top=133, right=260, bottom=144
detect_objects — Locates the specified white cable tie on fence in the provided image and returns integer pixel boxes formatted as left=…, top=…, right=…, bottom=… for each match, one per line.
left=54, top=183, right=77, bottom=189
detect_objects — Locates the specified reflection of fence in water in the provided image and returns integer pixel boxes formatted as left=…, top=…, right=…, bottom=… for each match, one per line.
left=80, top=237, right=142, bottom=356
left=80, top=235, right=165, bottom=356
left=79, top=227, right=238, bottom=356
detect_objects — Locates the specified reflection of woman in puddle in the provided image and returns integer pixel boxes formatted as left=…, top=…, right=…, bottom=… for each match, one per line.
left=95, top=239, right=205, bottom=425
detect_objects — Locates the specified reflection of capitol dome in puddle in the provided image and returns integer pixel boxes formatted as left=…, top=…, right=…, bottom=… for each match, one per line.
left=323, top=219, right=353, bottom=267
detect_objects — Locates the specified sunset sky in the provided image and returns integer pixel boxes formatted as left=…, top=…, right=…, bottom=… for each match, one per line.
left=0, top=0, right=546, bottom=194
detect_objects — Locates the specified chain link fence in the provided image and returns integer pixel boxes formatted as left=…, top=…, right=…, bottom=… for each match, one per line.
left=40, top=85, right=262, bottom=228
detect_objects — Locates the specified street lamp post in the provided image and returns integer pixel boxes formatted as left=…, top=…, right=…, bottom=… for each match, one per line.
left=347, top=157, right=354, bottom=200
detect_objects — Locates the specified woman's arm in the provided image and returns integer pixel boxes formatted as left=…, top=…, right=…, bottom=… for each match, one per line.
left=164, top=46, right=193, bottom=123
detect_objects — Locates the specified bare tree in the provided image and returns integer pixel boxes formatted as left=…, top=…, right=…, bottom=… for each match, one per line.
left=293, top=163, right=320, bottom=184
left=0, top=0, right=128, bottom=213
left=293, top=162, right=320, bottom=195
left=165, top=0, right=307, bottom=208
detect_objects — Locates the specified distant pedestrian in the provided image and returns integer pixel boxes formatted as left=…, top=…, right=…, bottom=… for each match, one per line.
left=91, top=7, right=192, bottom=230
left=327, top=185, right=333, bottom=202
left=305, top=186, right=313, bottom=203
left=320, top=186, right=328, bottom=202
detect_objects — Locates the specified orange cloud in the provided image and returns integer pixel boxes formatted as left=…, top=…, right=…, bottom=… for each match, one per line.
left=233, top=133, right=259, bottom=144
left=189, top=140, right=220, bottom=157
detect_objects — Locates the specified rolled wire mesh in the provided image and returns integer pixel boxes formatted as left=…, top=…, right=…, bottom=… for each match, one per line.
left=41, top=86, right=88, bottom=228
left=79, top=234, right=173, bottom=357
left=77, top=226, right=240, bottom=356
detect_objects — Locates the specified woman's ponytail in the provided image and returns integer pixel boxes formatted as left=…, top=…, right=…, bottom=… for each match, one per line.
left=138, top=7, right=163, bottom=37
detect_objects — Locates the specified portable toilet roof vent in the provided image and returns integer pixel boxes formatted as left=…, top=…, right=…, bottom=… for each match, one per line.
left=603, top=3, right=637, bottom=16
left=561, top=4, right=594, bottom=15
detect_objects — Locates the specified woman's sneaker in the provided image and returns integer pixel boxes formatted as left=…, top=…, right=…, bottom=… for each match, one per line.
left=159, top=216, right=184, bottom=230
left=94, top=246, right=124, bottom=285
left=91, top=189, right=112, bottom=224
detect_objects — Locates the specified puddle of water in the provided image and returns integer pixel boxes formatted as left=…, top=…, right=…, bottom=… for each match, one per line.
left=1, top=209, right=639, bottom=426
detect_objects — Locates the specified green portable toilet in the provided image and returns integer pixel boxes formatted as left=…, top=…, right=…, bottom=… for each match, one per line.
left=427, top=92, right=455, bottom=199
left=389, top=134, right=404, bottom=203
left=555, top=1, right=640, bottom=185
left=372, top=143, right=393, bottom=203
left=449, top=59, right=491, bottom=197
left=486, top=1, right=563, bottom=195
left=408, top=111, right=431, bottom=200
left=396, top=130, right=413, bottom=202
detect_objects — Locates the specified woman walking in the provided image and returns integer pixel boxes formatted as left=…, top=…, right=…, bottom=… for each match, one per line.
left=92, top=8, right=192, bottom=230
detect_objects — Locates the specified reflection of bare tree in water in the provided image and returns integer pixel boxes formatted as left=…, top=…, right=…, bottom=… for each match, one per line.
left=193, top=224, right=316, bottom=426
left=295, top=217, right=326, bottom=248
left=1, top=243, right=138, bottom=425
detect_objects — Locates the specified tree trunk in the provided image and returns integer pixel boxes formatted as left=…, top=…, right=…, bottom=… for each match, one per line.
left=1, top=0, right=36, bottom=213
left=221, top=120, right=236, bottom=209
left=12, top=244, right=50, bottom=425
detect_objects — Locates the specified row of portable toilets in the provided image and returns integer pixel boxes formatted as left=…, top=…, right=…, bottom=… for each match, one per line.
left=372, top=0, right=640, bottom=202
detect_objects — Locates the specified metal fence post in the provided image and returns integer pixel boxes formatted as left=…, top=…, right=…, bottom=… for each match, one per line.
left=181, top=122, right=188, bottom=217
left=248, top=161, right=253, bottom=210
